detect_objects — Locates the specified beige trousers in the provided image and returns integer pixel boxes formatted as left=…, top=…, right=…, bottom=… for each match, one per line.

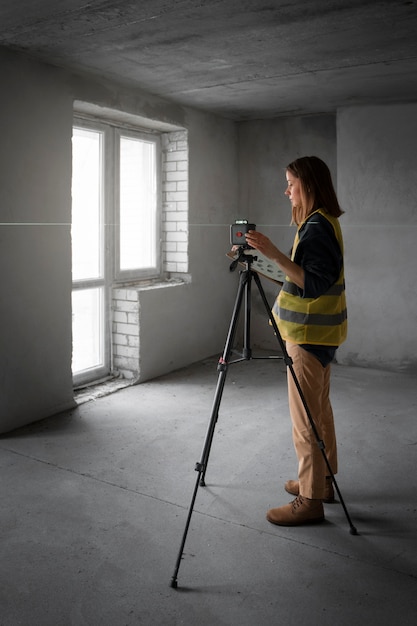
left=286, top=342, right=338, bottom=500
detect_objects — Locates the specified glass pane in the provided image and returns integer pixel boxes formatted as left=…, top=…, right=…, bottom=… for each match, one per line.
left=72, top=128, right=102, bottom=280
left=72, top=288, right=103, bottom=374
left=120, top=136, right=156, bottom=270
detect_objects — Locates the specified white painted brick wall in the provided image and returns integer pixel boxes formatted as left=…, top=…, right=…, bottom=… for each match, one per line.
left=162, top=130, right=189, bottom=274
left=112, top=288, right=140, bottom=380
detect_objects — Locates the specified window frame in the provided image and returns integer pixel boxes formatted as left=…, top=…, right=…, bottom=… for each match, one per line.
left=71, top=120, right=111, bottom=387
left=71, top=116, right=163, bottom=387
left=113, top=127, right=162, bottom=282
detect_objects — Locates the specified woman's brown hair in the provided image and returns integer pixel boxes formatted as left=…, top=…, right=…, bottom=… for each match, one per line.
left=287, top=156, right=343, bottom=224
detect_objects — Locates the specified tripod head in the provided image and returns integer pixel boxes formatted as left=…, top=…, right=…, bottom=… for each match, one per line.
left=229, top=245, right=258, bottom=272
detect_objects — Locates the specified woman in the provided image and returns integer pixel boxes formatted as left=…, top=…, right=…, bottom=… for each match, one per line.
left=245, top=155, right=347, bottom=526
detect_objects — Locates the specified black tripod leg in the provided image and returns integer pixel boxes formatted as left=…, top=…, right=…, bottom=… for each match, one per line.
left=170, top=270, right=251, bottom=589
left=253, top=273, right=358, bottom=535
left=242, top=266, right=252, bottom=359
left=200, top=268, right=252, bottom=485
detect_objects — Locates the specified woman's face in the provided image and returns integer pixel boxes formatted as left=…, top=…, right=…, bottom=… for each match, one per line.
left=285, top=170, right=302, bottom=208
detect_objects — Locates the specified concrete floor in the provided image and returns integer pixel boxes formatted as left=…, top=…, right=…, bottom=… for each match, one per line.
left=1, top=354, right=416, bottom=625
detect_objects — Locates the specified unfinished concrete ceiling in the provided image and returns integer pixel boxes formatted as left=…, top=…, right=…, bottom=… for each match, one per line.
left=1, top=0, right=417, bottom=120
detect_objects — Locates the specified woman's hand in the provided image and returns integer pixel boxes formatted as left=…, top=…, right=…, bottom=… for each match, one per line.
left=244, top=230, right=279, bottom=259
left=245, top=230, right=305, bottom=289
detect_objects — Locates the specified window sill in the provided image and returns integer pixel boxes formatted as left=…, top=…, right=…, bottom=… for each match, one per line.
left=115, top=275, right=191, bottom=290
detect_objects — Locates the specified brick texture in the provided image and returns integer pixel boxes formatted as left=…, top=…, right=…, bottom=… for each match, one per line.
left=162, top=131, right=189, bottom=274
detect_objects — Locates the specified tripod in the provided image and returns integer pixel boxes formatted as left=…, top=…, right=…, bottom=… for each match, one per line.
left=170, top=249, right=357, bottom=589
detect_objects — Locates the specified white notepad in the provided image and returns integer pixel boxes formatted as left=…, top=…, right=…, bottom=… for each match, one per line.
left=227, top=250, right=285, bottom=284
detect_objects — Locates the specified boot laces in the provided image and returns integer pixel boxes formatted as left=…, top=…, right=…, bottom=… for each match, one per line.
left=292, top=495, right=305, bottom=510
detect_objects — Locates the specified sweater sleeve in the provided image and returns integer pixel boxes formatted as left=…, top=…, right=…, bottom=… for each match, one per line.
left=294, top=214, right=342, bottom=299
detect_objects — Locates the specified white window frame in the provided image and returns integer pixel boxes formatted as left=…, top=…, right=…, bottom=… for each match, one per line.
left=72, top=117, right=163, bottom=387
left=72, top=120, right=111, bottom=387
left=113, top=128, right=162, bottom=282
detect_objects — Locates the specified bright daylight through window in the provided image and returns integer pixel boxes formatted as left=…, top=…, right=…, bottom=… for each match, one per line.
left=71, top=120, right=160, bottom=385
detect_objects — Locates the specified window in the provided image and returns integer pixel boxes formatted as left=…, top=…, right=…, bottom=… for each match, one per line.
left=116, top=131, right=160, bottom=278
left=71, top=106, right=189, bottom=386
left=71, top=119, right=161, bottom=386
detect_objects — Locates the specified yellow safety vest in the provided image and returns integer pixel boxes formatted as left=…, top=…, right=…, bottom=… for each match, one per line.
left=272, top=209, right=347, bottom=346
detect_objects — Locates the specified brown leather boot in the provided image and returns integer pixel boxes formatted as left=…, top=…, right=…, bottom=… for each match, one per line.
left=266, top=495, right=324, bottom=526
left=284, top=478, right=335, bottom=503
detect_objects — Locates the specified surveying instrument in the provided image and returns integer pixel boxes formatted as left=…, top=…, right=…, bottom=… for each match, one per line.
left=170, top=222, right=357, bottom=589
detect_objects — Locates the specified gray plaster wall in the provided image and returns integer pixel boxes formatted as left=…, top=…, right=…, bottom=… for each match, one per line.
left=0, top=49, right=239, bottom=434
left=237, top=108, right=417, bottom=374
left=337, top=104, right=417, bottom=373
left=237, top=115, right=338, bottom=351
left=0, top=51, right=75, bottom=433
